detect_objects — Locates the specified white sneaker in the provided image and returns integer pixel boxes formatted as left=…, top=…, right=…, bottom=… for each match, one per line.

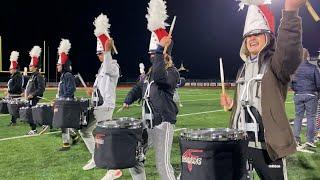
left=101, top=169, right=122, bottom=180
left=306, top=142, right=317, bottom=148
left=26, top=130, right=37, bottom=135
left=82, top=158, right=96, bottom=171
left=177, top=172, right=181, bottom=180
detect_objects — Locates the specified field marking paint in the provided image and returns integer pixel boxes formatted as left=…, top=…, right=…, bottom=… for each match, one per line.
left=174, top=128, right=187, bottom=132
left=181, top=98, right=219, bottom=102
left=0, top=114, right=10, bottom=117
left=0, top=131, right=60, bottom=142
left=177, top=109, right=224, bottom=117
left=0, top=110, right=223, bottom=142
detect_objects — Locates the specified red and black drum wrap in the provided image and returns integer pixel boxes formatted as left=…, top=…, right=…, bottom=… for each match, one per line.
left=52, top=98, right=81, bottom=128
left=7, top=99, right=28, bottom=118
left=0, top=98, right=9, bottom=114
left=179, top=128, right=247, bottom=180
left=19, top=106, right=33, bottom=123
left=32, top=104, right=53, bottom=126
left=94, top=117, right=144, bottom=169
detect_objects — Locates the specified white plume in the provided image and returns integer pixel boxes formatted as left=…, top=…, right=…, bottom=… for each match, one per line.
left=139, top=63, right=145, bottom=70
left=93, top=13, right=111, bottom=37
left=29, top=46, right=42, bottom=58
left=58, top=39, right=71, bottom=54
left=10, top=51, right=19, bottom=62
left=139, top=63, right=145, bottom=74
left=146, top=0, right=169, bottom=31
left=237, top=0, right=271, bottom=10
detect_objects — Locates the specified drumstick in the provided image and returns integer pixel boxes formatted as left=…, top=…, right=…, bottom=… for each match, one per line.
left=112, top=40, right=119, bottom=55
left=76, top=73, right=92, bottom=95
left=36, top=96, right=53, bottom=103
left=163, top=16, right=177, bottom=55
left=219, top=58, right=228, bottom=112
left=116, top=106, right=124, bottom=113
left=306, top=0, right=320, bottom=22
left=105, top=37, right=118, bottom=55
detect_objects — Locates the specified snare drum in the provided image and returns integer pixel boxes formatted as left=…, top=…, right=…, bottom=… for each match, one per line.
left=19, top=106, right=33, bottom=123
left=52, top=98, right=81, bottom=128
left=94, top=117, right=144, bottom=169
left=32, top=103, right=53, bottom=126
left=0, top=98, right=9, bottom=114
left=179, top=128, right=247, bottom=180
left=7, top=99, right=29, bottom=118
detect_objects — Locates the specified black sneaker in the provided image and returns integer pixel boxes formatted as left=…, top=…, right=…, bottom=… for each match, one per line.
left=71, top=134, right=80, bottom=145
left=58, top=144, right=71, bottom=151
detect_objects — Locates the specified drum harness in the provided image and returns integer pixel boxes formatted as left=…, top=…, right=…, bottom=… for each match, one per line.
left=236, top=61, right=268, bottom=180
left=142, top=79, right=155, bottom=129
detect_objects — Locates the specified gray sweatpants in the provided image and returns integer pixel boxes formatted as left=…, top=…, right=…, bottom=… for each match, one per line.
left=129, top=122, right=176, bottom=180
left=79, top=106, right=114, bottom=155
left=62, top=128, right=77, bottom=144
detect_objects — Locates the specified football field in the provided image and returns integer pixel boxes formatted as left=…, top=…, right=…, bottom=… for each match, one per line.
left=0, top=88, right=319, bottom=180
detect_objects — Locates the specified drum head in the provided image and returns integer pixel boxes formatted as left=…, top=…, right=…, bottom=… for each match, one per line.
left=97, top=117, right=142, bottom=129
left=181, top=128, right=245, bottom=141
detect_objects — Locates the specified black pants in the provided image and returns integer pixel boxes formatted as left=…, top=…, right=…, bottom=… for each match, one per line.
left=244, top=107, right=287, bottom=180
left=245, top=147, right=286, bottom=180
left=29, top=98, right=39, bottom=130
left=11, top=116, right=17, bottom=123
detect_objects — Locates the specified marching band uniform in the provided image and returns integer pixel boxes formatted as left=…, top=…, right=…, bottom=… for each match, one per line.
left=25, top=47, right=45, bottom=135
left=55, top=39, right=79, bottom=151
left=7, top=51, right=23, bottom=126
left=124, top=1, right=179, bottom=178
left=80, top=13, right=122, bottom=180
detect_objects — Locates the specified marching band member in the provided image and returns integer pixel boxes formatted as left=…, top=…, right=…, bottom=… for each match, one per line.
left=25, top=46, right=46, bottom=135
left=123, top=0, right=179, bottom=179
left=81, top=13, right=122, bottom=180
left=7, top=51, right=23, bottom=126
left=55, top=39, right=79, bottom=151
left=221, top=0, right=305, bottom=179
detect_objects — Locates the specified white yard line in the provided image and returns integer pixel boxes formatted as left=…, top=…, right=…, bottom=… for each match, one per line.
left=174, top=128, right=187, bottom=132
left=181, top=98, right=219, bottom=102
left=177, top=109, right=224, bottom=117
left=0, top=114, right=10, bottom=117
left=0, top=131, right=60, bottom=142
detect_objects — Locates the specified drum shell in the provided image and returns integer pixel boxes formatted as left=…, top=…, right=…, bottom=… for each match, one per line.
left=32, top=105, right=53, bottom=126
left=52, top=100, right=81, bottom=128
left=94, top=126, right=143, bottom=169
left=7, top=101, right=27, bottom=118
left=179, top=138, right=247, bottom=180
left=19, top=107, right=33, bottom=123
left=0, top=100, right=9, bottom=114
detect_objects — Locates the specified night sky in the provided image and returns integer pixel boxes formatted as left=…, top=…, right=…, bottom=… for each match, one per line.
left=1, top=0, right=319, bottom=82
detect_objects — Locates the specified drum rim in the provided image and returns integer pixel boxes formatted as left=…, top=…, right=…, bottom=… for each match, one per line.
left=97, top=117, right=143, bottom=129
left=180, top=128, right=245, bottom=141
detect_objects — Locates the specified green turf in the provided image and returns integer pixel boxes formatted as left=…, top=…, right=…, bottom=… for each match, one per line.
left=0, top=88, right=319, bottom=180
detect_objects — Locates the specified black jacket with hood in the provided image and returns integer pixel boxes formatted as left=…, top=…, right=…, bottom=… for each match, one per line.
left=124, top=46, right=180, bottom=125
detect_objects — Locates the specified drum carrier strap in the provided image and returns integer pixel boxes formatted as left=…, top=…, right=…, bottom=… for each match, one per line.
left=237, top=62, right=267, bottom=148
left=142, top=80, right=154, bottom=129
